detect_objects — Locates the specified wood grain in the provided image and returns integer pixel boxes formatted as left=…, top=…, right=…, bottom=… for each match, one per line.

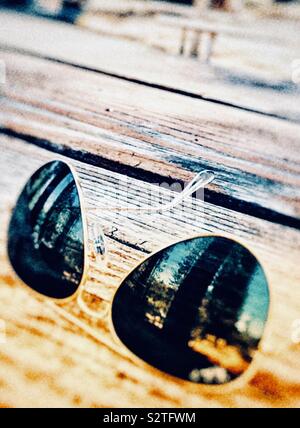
left=0, top=11, right=299, bottom=122
left=0, top=9, right=299, bottom=408
left=1, top=51, right=300, bottom=226
left=0, top=137, right=299, bottom=408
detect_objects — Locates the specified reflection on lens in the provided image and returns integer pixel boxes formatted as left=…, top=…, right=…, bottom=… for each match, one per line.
left=112, top=236, right=269, bottom=385
left=8, top=161, right=85, bottom=299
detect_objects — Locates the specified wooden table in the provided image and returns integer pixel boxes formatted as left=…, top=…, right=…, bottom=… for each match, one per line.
left=0, top=10, right=299, bottom=408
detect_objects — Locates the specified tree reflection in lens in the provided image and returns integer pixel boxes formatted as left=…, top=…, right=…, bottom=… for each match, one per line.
left=112, top=236, right=269, bottom=385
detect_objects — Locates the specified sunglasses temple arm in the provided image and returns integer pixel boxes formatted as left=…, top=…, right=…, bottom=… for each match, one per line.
left=88, top=170, right=215, bottom=214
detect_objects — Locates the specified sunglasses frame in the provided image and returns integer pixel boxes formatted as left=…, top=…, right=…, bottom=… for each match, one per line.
left=8, top=158, right=274, bottom=393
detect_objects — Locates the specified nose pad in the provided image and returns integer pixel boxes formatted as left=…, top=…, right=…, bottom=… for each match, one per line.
left=88, top=220, right=107, bottom=265
left=76, top=220, right=110, bottom=318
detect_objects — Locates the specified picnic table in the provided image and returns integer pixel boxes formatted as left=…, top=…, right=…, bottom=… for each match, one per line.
left=0, top=9, right=299, bottom=408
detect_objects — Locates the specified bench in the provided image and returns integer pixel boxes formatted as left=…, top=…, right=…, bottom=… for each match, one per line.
left=159, top=16, right=263, bottom=63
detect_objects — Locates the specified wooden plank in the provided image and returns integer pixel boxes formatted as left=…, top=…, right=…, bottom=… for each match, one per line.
left=0, top=136, right=300, bottom=408
left=0, top=11, right=299, bottom=122
left=1, top=51, right=300, bottom=226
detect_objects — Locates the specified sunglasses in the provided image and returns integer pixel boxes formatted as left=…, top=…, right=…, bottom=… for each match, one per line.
left=7, top=160, right=270, bottom=389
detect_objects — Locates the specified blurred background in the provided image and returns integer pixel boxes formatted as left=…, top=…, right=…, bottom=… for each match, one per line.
left=1, top=0, right=300, bottom=100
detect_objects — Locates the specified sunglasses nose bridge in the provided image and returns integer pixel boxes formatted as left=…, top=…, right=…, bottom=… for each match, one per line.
left=77, top=219, right=112, bottom=318
left=76, top=287, right=110, bottom=320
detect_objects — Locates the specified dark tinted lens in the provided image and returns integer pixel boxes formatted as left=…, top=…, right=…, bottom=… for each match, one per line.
left=8, top=161, right=85, bottom=299
left=112, top=236, right=269, bottom=385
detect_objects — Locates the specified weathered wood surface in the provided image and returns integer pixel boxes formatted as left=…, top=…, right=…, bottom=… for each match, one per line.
left=1, top=51, right=300, bottom=227
left=0, top=9, right=299, bottom=408
left=0, top=11, right=300, bottom=122
left=0, top=137, right=300, bottom=408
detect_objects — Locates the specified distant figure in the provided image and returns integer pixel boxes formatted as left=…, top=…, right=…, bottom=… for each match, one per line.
left=193, top=0, right=243, bottom=12
left=59, top=0, right=87, bottom=23
left=0, top=0, right=87, bottom=23
left=0, top=0, right=32, bottom=7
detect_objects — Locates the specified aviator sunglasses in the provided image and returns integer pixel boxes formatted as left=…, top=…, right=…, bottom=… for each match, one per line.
left=7, top=160, right=270, bottom=389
